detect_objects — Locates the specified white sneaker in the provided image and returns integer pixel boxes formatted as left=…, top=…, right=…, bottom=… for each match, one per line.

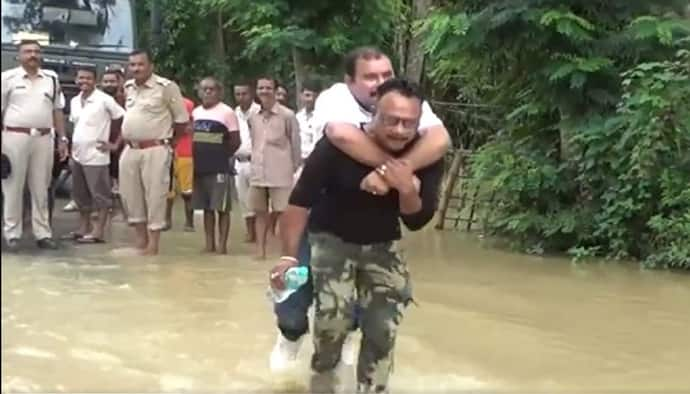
left=269, top=333, right=303, bottom=373
left=341, top=332, right=356, bottom=366
left=62, top=200, right=78, bottom=212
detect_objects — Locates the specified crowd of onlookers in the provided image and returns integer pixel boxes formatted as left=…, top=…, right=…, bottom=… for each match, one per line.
left=2, top=39, right=323, bottom=256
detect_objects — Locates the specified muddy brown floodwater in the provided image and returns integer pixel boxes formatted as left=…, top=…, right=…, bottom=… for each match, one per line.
left=2, top=204, right=689, bottom=392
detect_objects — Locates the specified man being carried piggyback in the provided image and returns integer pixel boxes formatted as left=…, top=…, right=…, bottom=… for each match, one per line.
left=273, top=78, right=444, bottom=393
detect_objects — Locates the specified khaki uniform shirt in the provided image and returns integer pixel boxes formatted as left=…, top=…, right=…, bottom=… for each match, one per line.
left=121, top=74, right=189, bottom=141
left=1, top=67, right=64, bottom=129
left=248, top=103, right=301, bottom=188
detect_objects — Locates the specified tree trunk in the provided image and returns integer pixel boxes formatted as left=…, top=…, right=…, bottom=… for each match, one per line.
left=394, top=10, right=408, bottom=75
left=150, top=0, right=162, bottom=49
left=215, top=11, right=225, bottom=60
left=404, top=0, right=432, bottom=84
left=292, top=47, right=307, bottom=109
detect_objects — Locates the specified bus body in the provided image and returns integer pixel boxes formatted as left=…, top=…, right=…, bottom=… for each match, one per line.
left=1, top=0, right=136, bottom=207
left=1, top=0, right=136, bottom=112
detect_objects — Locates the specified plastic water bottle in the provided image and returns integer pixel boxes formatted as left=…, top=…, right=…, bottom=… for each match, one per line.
left=268, top=266, right=309, bottom=303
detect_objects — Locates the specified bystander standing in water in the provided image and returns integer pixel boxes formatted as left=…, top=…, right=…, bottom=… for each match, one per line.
left=118, top=49, right=189, bottom=256
left=233, top=81, right=261, bottom=243
left=63, top=66, right=124, bottom=244
left=248, top=77, right=301, bottom=259
left=165, top=96, right=196, bottom=232
left=191, top=77, right=241, bottom=254
left=1, top=39, right=69, bottom=251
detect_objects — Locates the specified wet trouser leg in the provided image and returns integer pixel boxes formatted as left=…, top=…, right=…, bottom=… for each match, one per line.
left=355, top=241, right=412, bottom=393
left=310, top=232, right=412, bottom=393
left=274, top=231, right=313, bottom=341
left=274, top=230, right=363, bottom=342
left=310, top=232, right=359, bottom=373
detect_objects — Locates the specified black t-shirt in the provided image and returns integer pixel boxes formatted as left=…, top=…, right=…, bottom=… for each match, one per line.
left=289, top=137, right=443, bottom=244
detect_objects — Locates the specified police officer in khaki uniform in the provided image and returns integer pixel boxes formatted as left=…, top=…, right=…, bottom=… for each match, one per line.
left=1, top=40, right=69, bottom=251
left=118, top=49, right=189, bottom=256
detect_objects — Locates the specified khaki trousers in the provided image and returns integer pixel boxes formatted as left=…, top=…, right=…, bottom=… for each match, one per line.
left=1, top=131, right=54, bottom=240
left=118, top=145, right=172, bottom=231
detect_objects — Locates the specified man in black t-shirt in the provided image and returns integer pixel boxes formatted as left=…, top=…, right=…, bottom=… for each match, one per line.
left=270, top=78, right=443, bottom=393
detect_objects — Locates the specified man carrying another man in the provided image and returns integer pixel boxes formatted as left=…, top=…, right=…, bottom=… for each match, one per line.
left=274, top=78, right=444, bottom=393
left=267, top=46, right=450, bottom=374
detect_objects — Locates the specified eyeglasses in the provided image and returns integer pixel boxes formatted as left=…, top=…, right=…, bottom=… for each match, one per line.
left=377, top=114, right=419, bottom=130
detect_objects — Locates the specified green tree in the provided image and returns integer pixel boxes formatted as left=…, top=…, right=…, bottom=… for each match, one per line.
left=139, top=0, right=404, bottom=102
left=420, top=1, right=690, bottom=268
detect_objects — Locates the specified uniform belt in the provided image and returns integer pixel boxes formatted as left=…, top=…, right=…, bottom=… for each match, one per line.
left=4, top=126, right=51, bottom=135
left=125, top=139, right=170, bottom=149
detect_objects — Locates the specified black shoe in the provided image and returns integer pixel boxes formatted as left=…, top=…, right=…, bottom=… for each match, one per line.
left=36, top=238, right=59, bottom=250
left=4, top=238, right=20, bottom=252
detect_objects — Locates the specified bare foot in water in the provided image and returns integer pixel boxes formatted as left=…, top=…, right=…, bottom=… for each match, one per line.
left=109, top=247, right=141, bottom=257
left=139, top=247, right=159, bottom=256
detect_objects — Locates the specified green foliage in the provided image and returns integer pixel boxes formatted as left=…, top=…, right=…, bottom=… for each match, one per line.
left=422, top=1, right=690, bottom=269
left=138, top=0, right=402, bottom=97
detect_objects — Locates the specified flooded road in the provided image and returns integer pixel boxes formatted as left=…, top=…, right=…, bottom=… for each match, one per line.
left=2, top=204, right=690, bottom=393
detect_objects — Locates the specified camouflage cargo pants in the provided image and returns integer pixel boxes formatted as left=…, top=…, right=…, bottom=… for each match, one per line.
left=309, top=231, right=413, bottom=393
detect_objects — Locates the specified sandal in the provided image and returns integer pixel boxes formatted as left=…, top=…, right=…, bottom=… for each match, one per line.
left=60, top=232, right=84, bottom=241
left=75, top=235, right=105, bottom=244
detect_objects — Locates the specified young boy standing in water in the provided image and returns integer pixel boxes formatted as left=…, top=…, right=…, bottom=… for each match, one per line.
left=272, top=79, right=444, bottom=393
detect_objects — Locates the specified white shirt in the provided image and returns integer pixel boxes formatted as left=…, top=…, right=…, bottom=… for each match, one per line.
left=296, top=108, right=323, bottom=159
left=69, top=89, right=125, bottom=165
left=313, top=82, right=443, bottom=132
left=1, top=67, right=64, bottom=129
left=234, top=102, right=261, bottom=157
